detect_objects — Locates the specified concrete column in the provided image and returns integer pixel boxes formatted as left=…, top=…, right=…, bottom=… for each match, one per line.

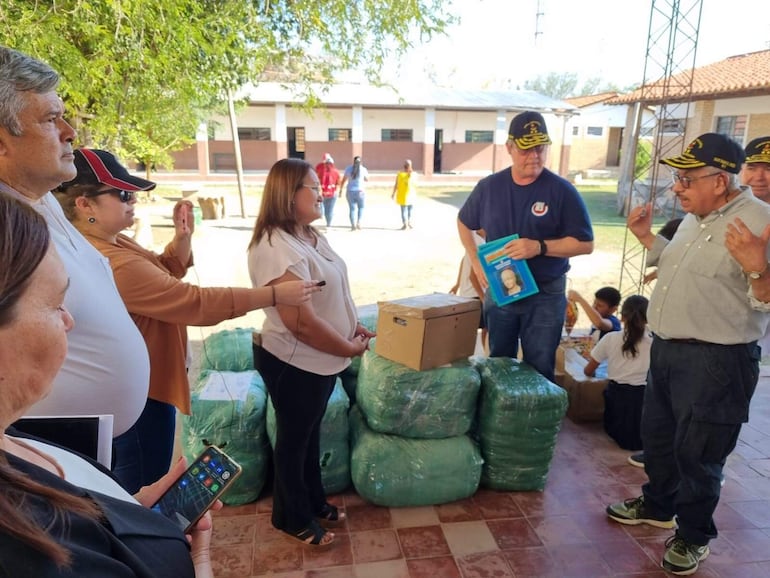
left=492, top=110, right=508, bottom=172
left=275, top=104, right=287, bottom=160
left=196, top=122, right=210, bottom=178
left=423, top=108, right=435, bottom=176
left=352, top=106, right=363, bottom=159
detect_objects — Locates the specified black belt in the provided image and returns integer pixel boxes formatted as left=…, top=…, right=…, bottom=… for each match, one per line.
left=652, top=333, right=714, bottom=345
left=665, top=338, right=713, bottom=345
left=655, top=335, right=754, bottom=348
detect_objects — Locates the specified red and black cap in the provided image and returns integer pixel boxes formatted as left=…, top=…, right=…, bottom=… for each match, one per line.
left=61, top=148, right=156, bottom=191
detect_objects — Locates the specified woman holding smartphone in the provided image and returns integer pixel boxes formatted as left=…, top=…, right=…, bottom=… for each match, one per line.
left=0, top=193, right=214, bottom=577
left=53, top=148, right=321, bottom=493
left=248, top=158, right=375, bottom=547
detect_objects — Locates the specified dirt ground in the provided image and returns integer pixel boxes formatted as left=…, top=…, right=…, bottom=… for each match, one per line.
left=137, top=185, right=622, bottom=365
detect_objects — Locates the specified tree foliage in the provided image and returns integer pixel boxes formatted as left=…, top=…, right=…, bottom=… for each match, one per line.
left=0, top=0, right=453, bottom=170
left=524, top=71, right=628, bottom=99
left=524, top=72, right=579, bottom=99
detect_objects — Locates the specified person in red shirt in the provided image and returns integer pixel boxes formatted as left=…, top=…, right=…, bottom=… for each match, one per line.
left=315, top=153, right=341, bottom=229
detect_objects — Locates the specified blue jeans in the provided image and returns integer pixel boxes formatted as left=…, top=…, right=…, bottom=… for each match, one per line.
left=321, top=196, right=337, bottom=227
left=112, top=398, right=177, bottom=493
left=641, top=337, right=759, bottom=545
left=484, top=275, right=566, bottom=381
left=400, top=204, right=413, bottom=224
left=347, top=191, right=364, bottom=227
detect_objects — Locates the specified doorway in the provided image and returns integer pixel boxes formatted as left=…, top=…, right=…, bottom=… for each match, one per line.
left=433, top=129, right=443, bottom=173
left=287, top=127, right=306, bottom=159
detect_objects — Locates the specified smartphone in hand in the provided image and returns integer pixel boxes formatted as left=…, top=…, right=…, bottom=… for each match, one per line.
left=151, top=446, right=242, bottom=533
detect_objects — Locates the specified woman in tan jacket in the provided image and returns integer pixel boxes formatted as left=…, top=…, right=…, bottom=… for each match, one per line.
left=55, top=148, right=320, bottom=493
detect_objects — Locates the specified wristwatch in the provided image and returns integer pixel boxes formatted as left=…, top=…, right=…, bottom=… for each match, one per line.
left=538, top=239, right=548, bottom=256
left=745, top=263, right=770, bottom=280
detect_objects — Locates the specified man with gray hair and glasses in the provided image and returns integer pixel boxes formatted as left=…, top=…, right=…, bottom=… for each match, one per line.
left=0, top=46, right=150, bottom=490
left=606, top=132, right=770, bottom=575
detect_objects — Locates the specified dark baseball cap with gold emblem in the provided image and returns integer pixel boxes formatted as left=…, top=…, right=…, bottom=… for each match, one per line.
left=745, top=137, right=770, bottom=164
left=508, top=111, right=552, bottom=150
left=659, top=132, right=745, bottom=174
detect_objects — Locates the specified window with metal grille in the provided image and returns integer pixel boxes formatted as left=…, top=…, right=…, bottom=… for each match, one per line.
left=237, top=127, right=271, bottom=141
left=715, top=115, right=746, bottom=141
left=381, top=129, right=413, bottom=142
left=465, top=130, right=494, bottom=143
left=329, top=128, right=351, bottom=142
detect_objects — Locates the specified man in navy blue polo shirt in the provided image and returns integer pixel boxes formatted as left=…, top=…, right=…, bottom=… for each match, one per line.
left=457, top=111, right=594, bottom=381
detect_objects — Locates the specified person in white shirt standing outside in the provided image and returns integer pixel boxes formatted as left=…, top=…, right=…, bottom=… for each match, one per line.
left=0, top=46, right=150, bottom=490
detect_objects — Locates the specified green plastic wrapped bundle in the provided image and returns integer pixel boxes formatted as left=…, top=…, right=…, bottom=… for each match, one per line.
left=198, top=327, right=256, bottom=372
left=349, top=406, right=482, bottom=507
left=357, top=350, right=480, bottom=439
left=266, top=378, right=351, bottom=494
left=182, top=370, right=269, bottom=505
left=345, top=304, right=379, bottom=377
left=474, top=357, right=567, bottom=491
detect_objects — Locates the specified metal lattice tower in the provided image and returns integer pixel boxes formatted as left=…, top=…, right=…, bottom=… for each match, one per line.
left=617, top=0, right=704, bottom=295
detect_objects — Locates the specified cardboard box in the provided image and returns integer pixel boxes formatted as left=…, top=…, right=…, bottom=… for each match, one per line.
left=375, top=293, right=481, bottom=371
left=558, top=347, right=608, bottom=423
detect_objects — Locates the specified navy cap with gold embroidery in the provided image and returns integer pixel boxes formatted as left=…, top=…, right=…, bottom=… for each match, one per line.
left=745, top=137, right=770, bottom=164
left=659, top=132, right=745, bottom=174
left=508, top=111, right=552, bottom=150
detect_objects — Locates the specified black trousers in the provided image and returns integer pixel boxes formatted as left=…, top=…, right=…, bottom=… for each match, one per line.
left=255, top=345, right=336, bottom=533
left=603, top=380, right=645, bottom=451
left=641, top=337, right=759, bottom=545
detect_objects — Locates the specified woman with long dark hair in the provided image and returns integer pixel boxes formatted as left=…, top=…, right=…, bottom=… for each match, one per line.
left=339, top=156, right=369, bottom=230
left=247, top=158, right=375, bottom=547
left=584, top=294, right=651, bottom=450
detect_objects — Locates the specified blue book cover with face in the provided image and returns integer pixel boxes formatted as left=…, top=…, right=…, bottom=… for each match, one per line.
left=477, top=234, right=539, bottom=306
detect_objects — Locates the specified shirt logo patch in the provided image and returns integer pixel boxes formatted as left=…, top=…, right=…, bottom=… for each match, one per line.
left=531, top=202, right=548, bottom=217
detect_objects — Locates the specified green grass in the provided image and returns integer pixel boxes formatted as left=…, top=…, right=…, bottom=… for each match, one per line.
left=575, top=185, right=630, bottom=255
left=419, top=182, right=632, bottom=256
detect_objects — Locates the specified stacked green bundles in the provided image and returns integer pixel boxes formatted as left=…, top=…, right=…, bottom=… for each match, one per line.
left=357, top=351, right=480, bottom=439
left=349, top=406, right=483, bottom=507
left=182, top=369, right=269, bottom=505
left=266, top=378, right=351, bottom=494
left=198, top=327, right=256, bottom=372
left=474, top=357, right=568, bottom=491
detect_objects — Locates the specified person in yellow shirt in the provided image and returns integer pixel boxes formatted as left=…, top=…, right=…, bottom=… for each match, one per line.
left=391, top=159, right=416, bottom=229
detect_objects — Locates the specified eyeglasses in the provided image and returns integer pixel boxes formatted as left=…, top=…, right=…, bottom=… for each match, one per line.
left=670, top=171, right=722, bottom=189
left=86, top=189, right=137, bottom=203
left=300, top=184, right=321, bottom=194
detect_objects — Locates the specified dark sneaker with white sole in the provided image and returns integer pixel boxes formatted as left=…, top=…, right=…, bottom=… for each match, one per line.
left=662, top=534, right=709, bottom=575
left=606, top=496, right=676, bottom=529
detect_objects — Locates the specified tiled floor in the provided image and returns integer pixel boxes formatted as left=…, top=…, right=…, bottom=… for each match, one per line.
left=210, top=370, right=770, bottom=577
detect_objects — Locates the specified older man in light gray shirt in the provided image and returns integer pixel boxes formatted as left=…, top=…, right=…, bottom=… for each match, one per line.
left=606, top=133, right=770, bottom=576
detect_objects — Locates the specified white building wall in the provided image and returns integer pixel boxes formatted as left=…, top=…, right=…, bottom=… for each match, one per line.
left=209, top=106, right=277, bottom=139
left=435, top=110, right=500, bottom=143
left=713, top=95, right=770, bottom=116
left=284, top=107, right=353, bottom=141
left=360, top=108, right=425, bottom=141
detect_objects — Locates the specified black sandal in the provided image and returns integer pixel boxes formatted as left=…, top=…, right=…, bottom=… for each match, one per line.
left=288, top=520, right=334, bottom=547
left=317, top=503, right=346, bottom=525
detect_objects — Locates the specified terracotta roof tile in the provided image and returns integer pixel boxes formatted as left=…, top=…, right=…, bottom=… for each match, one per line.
left=609, top=49, right=770, bottom=104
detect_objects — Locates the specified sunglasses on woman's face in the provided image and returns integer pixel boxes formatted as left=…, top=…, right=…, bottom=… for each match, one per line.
left=87, top=189, right=137, bottom=203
